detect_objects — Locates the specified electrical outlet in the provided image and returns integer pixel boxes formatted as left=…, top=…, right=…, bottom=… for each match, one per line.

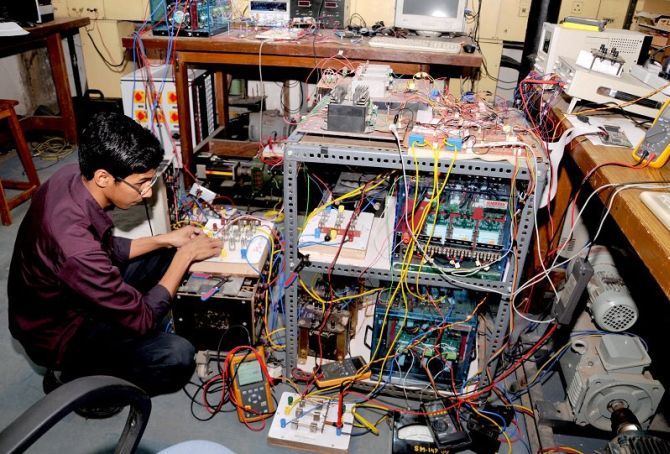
left=571, top=0, right=584, bottom=15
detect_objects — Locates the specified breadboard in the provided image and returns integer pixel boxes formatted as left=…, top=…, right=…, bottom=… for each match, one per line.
left=298, top=198, right=395, bottom=270
left=640, top=191, right=670, bottom=231
left=189, top=219, right=274, bottom=277
left=267, top=392, right=354, bottom=454
left=299, top=209, right=374, bottom=260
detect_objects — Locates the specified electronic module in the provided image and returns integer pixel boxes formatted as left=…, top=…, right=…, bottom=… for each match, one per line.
left=268, top=392, right=355, bottom=453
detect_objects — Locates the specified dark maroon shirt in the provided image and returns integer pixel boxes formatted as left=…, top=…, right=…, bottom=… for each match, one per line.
left=8, top=164, right=171, bottom=368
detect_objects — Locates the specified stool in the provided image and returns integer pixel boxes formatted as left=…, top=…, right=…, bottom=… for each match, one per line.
left=0, top=100, right=40, bottom=225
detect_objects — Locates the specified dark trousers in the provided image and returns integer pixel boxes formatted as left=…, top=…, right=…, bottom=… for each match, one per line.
left=59, top=249, right=195, bottom=397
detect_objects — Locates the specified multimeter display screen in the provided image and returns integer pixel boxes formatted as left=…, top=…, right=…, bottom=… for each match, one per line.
left=236, top=361, right=263, bottom=386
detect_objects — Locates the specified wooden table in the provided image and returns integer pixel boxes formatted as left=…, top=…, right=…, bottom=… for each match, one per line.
left=123, top=29, right=482, bottom=174
left=548, top=109, right=670, bottom=300
left=0, top=17, right=90, bottom=146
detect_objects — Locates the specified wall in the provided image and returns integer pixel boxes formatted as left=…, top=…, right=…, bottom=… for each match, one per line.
left=637, top=0, right=670, bottom=14
left=0, top=10, right=85, bottom=117
left=55, top=0, right=149, bottom=98
left=557, top=0, right=631, bottom=28
left=73, top=0, right=518, bottom=101
left=78, top=20, right=136, bottom=98
left=0, top=57, right=33, bottom=116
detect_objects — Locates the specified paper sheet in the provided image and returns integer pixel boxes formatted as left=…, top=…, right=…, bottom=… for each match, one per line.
left=565, top=114, right=646, bottom=147
left=541, top=125, right=602, bottom=208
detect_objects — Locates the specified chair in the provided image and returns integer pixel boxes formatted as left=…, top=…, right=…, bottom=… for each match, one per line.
left=0, top=376, right=151, bottom=454
left=0, top=99, right=40, bottom=225
left=0, top=375, right=237, bottom=454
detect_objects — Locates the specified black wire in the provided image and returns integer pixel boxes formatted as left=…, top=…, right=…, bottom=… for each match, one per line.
left=542, top=152, right=650, bottom=258
left=184, top=379, right=235, bottom=421
left=142, top=199, right=154, bottom=236
left=347, top=13, right=367, bottom=29
left=214, top=324, right=252, bottom=374
left=85, top=30, right=126, bottom=69
left=278, top=81, right=304, bottom=114
left=574, top=102, right=653, bottom=127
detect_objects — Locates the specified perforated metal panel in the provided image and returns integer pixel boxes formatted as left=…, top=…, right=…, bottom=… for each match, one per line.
left=600, top=305, right=637, bottom=332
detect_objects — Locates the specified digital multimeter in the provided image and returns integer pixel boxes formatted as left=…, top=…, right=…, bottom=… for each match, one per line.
left=633, top=99, right=670, bottom=168
left=315, top=356, right=372, bottom=388
left=229, top=348, right=275, bottom=423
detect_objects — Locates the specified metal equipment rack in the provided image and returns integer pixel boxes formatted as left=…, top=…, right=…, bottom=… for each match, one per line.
left=282, top=132, right=548, bottom=395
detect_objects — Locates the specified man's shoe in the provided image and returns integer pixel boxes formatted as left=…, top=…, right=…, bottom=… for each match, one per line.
left=42, top=370, right=63, bottom=394
left=74, top=405, right=124, bottom=419
left=44, top=371, right=123, bottom=419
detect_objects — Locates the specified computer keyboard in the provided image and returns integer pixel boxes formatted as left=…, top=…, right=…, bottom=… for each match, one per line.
left=368, top=36, right=462, bottom=54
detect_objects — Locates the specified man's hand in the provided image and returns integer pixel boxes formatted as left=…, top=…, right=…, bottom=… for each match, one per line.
left=177, top=233, right=223, bottom=262
left=159, top=234, right=223, bottom=296
left=162, top=225, right=203, bottom=248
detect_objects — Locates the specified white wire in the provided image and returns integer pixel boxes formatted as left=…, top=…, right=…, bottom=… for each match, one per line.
left=513, top=182, right=621, bottom=297
left=513, top=144, right=556, bottom=324
left=258, top=40, right=266, bottom=144
left=398, top=352, right=415, bottom=407
left=514, top=181, right=670, bottom=298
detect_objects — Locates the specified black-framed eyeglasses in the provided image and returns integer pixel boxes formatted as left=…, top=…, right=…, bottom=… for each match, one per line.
left=114, top=171, right=162, bottom=197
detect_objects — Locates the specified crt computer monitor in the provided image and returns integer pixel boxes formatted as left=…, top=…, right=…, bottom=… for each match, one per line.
left=394, top=0, right=466, bottom=36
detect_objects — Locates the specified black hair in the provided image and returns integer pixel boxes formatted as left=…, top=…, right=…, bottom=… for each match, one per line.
left=78, top=112, right=164, bottom=180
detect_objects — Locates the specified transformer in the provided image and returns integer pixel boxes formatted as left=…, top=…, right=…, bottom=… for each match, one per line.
left=174, top=274, right=263, bottom=352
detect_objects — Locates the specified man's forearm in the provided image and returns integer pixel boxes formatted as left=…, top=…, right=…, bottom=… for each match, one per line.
left=128, top=235, right=170, bottom=259
left=158, top=249, right=194, bottom=296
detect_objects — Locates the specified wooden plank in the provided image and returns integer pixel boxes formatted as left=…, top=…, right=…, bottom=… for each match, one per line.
left=0, top=17, right=90, bottom=58
left=46, top=33, right=77, bottom=145
left=177, top=51, right=425, bottom=75
left=122, top=30, right=482, bottom=69
left=552, top=109, right=670, bottom=300
left=174, top=55, right=194, bottom=179
left=206, top=139, right=259, bottom=158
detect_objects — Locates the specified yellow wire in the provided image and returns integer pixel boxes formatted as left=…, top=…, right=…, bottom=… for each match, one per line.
left=470, top=405, right=513, bottom=454
left=300, top=173, right=388, bottom=232
left=518, top=335, right=602, bottom=391
left=363, top=145, right=458, bottom=397
left=298, top=278, right=382, bottom=312
left=513, top=404, right=534, bottom=416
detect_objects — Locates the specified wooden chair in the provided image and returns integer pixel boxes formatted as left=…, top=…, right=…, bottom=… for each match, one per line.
left=0, top=100, right=40, bottom=225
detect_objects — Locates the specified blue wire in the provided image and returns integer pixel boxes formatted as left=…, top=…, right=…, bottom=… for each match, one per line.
left=478, top=408, right=508, bottom=432
left=243, top=234, right=273, bottom=278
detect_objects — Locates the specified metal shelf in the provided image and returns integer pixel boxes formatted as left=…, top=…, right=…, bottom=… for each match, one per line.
left=282, top=134, right=548, bottom=391
left=287, top=136, right=538, bottom=181
left=300, top=262, right=513, bottom=293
